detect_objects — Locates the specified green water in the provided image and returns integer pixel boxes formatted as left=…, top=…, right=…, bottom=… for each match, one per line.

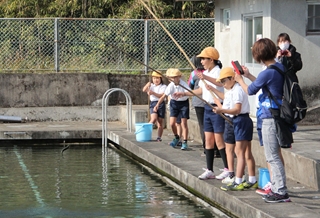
left=0, top=145, right=217, bottom=217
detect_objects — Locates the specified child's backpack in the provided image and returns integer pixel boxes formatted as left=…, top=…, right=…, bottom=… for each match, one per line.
left=268, top=65, right=308, bottom=125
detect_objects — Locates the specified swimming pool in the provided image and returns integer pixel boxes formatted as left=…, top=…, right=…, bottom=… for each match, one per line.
left=0, top=145, right=217, bottom=217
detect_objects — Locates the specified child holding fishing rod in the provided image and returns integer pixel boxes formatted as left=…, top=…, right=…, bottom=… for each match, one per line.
left=207, top=67, right=257, bottom=190
left=173, top=47, right=229, bottom=180
left=154, top=68, right=190, bottom=150
left=142, top=71, right=167, bottom=142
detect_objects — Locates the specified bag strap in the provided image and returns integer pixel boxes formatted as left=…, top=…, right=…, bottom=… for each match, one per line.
left=267, top=64, right=285, bottom=76
left=265, top=65, right=283, bottom=108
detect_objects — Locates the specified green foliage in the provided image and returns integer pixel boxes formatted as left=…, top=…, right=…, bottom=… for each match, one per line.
left=0, top=0, right=214, bottom=19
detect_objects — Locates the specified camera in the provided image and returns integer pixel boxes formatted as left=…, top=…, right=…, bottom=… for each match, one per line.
left=281, top=50, right=288, bottom=56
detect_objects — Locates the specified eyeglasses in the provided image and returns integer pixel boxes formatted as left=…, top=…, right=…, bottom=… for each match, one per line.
left=220, top=77, right=231, bottom=84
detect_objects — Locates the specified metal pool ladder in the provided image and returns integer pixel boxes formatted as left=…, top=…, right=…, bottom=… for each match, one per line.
left=102, top=88, right=132, bottom=149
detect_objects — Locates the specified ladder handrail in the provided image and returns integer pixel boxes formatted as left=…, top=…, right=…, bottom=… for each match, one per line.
left=102, top=88, right=132, bottom=150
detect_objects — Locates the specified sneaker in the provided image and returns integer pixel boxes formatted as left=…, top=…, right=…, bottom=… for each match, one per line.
left=221, top=182, right=244, bottom=191
left=256, top=182, right=272, bottom=196
left=169, top=138, right=180, bottom=147
left=264, top=192, right=291, bottom=203
left=243, top=181, right=258, bottom=189
left=156, top=137, right=162, bottom=142
left=215, top=168, right=229, bottom=180
left=177, top=141, right=182, bottom=146
left=222, top=175, right=235, bottom=184
left=181, top=142, right=188, bottom=150
left=198, top=169, right=215, bottom=180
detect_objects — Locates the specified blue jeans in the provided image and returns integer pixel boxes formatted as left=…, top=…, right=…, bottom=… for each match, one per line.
left=262, top=118, right=287, bottom=195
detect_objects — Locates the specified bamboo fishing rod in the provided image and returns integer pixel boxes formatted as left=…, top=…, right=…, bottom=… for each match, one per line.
left=77, top=20, right=232, bottom=125
left=76, top=21, right=211, bottom=106
left=139, top=0, right=232, bottom=124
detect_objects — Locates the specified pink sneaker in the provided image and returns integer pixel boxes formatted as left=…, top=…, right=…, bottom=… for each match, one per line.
left=256, top=181, right=272, bottom=195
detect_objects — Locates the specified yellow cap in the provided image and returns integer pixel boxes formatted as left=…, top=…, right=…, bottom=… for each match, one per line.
left=166, top=68, right=182, bottom=77
left=197, top=47, right=220, bottom=60
left=151, top=71, right=162, bottom=77
left=216, top=67, right=235, bottom=82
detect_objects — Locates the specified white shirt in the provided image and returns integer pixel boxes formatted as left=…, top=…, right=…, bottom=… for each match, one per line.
left=165, top=79, right=190, bottom=101
left=198, top=66, right=224, bottom=104
left=149, top=83, right=167, bottom=101
left=223, top=83, right=250, bottom=117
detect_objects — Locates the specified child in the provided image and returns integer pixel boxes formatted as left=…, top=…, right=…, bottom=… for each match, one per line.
left=188, top=55, right=206, bottom=154
left=154, top=68, right=190, bottom=150
left=173, top=47, right=229, bottom=180
left=209, top=67, right=257, bottom=191
left=142, top=71, right=167, bottom=141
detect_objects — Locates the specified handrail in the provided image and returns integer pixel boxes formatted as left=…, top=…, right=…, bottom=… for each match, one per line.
left=102, top=88, right=132, bottom=151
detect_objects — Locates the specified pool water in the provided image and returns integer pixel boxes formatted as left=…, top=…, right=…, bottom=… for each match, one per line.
left=0, top=145, right=217, bottom=217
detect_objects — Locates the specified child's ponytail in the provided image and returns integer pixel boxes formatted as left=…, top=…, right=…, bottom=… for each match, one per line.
left=214, top=60, right=223, bottom=69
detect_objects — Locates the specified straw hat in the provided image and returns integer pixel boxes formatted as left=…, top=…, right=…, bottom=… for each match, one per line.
left=166, top=68, right=182, bottom=77
left=216, top=67, right=235, bottom=82
left=151, top=71, right=162, bottom=77
left=197, top=47, right=220, bottom=60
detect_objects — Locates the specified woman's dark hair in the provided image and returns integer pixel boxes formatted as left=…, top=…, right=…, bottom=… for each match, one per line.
left=252, top=38, right=277, bottom=63
left=214, top=60, right=223, bottom=69
left=277, top=33, right=291, bottom=44
left=191, top=55, right=205, bottom=70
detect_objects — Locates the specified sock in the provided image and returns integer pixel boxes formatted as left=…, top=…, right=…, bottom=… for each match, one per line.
left=235, top=177, right=243, bottom=184
left=249, top=176, right=257, bottom=183
left=229, top=171, right=235, bottom=178
left=175, top=134, right=180, bottom=139
left=205, top=148, right=215, bottom=171
left=218, top=148, right=228, bottom=169
left=183, top=140, right=187, bottom=143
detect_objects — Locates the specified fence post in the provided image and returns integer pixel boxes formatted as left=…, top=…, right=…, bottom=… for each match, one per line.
left=54, top=18, right=60, bottom=73
left=144, top=20, right=150, bottom=74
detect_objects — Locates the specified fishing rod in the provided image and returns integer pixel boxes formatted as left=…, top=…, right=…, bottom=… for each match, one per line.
left=76, top=20, right=232, bottom=125
left=139, top=0, right=232, bottom=124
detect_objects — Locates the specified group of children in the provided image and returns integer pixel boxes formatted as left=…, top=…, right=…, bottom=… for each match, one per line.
left=142, top=33, right=301, bottom=203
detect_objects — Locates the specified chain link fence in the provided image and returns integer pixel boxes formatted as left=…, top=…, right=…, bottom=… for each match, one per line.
left=0, top=18, right=214, bottom=73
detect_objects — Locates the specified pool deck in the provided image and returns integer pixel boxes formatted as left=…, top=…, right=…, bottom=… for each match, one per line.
left=0, top=108, right=319, bottom=218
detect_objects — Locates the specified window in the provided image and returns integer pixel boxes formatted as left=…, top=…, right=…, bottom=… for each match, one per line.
left=244, top=16, right=262, bottom=64
left=222, top=9, right=230, bottom=30
left=307, top=1, right=320, bottom=34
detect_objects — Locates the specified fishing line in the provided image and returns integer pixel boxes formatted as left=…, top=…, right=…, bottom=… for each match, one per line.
left=76, top=19, right=232, bottom=125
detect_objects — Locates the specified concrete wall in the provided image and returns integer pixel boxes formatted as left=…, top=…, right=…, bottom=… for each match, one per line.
left=0, top=73, right=150, bottom=107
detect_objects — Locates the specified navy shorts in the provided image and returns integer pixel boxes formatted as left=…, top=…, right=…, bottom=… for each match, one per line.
left=170, top=99, right=189, bottom=119
left=150, top=101, right=165, bottom=118
left=203, top=104, right=225, bottom=133
left=176, top=112, right=182, bottom=124
left=224, top=114, right=253, bottom=144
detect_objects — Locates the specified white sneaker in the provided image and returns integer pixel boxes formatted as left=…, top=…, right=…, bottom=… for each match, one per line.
left=198, top=169, right=215, bottom=180
left=215, top=168, right=229, bottom=180
left=222, top=175, right=235, bottom=184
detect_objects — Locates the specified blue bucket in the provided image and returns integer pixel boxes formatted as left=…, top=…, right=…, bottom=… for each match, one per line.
left=134, top=123, right=153, bottom=142
left=258, top=168, right=270, bottom=189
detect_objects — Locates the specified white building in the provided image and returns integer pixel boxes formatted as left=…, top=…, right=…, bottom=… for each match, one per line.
left=214, top=0, right=319, bottom=115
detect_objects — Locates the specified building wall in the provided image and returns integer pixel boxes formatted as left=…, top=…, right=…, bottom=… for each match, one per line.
left=215, top=0, right=320, bottom=116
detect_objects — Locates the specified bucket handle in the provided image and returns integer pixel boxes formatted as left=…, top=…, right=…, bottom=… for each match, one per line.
left=134, top=124, right=147, bottom=135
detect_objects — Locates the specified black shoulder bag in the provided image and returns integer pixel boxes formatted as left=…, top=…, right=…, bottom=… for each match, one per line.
left=265, top=87, right=294, bottom=148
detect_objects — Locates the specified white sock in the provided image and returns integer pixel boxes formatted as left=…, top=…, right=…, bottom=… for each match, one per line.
left=235, top=177, right=243, bottom=184
left=249, top=176, right=256, bottom=183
